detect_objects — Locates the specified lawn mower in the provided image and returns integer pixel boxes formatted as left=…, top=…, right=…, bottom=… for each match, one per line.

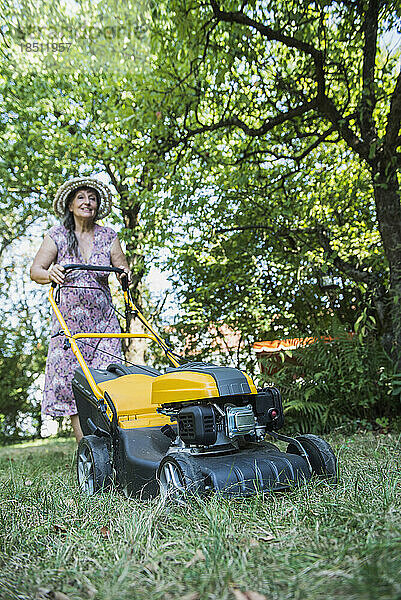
left=49, top=264, right=337, bottom=501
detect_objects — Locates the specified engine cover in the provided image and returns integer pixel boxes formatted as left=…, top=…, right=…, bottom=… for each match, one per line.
left=152, top=363, right=257, bottom=405
left=177, top=405, right=217, bottom=446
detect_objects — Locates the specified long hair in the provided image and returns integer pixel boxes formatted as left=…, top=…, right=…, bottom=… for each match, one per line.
left=62, top=186, right=101, bottom=256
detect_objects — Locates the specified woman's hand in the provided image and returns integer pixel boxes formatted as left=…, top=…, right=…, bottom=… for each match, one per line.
left=116, top=267, right=132, bottom=287
left=47, top=264, right=65, bottom=285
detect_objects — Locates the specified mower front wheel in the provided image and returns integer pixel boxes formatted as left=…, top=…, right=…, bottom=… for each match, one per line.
left=157, top=453, right=205, bottom=504
left=287, top=434, right=337, bottom=483
left=77, top=435, right=112, bottom=495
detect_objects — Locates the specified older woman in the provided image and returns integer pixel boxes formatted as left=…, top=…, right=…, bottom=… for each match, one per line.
left=30, top=177, right=131, bottom=443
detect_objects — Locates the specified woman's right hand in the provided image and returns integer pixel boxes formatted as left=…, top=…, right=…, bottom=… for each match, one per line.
left=47, top=264, right=65, bottom=285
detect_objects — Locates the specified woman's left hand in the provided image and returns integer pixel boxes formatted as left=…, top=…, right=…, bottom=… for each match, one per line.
left=116, top=267, right=132, bottom=286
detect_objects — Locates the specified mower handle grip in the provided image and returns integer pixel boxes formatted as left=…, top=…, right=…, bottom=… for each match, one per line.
left=51, top=263, right=128, bottom=290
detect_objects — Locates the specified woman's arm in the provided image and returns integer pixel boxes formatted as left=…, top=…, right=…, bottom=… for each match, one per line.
left=30, top=235, right=65, bottom=285
left=110, top=236, right=132, bottom=284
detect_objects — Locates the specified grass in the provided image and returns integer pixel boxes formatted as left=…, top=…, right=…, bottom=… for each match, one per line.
left=0, top=432, right=400, bottom=600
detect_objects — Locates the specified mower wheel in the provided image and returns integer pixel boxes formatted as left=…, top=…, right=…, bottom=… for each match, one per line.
left=77, top=435, right=112, bottom=495
left=157, top=453, right=205, bottom=504
left=286, top=434, right=337, bottom=483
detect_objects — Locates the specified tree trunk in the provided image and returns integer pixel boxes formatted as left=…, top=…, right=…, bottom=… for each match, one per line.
left=373, top=171, right=401, bottom=366
left=121, top=203, right=148, bottom=364
left=103, top=165, right=150, bottom=365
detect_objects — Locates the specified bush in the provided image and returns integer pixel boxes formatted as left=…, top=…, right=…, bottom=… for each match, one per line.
left=259, top=326, right=398, bottom=434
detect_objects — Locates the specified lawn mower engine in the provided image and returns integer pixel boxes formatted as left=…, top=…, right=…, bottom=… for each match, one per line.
left=160, top=386, right=284, bottom=449
left=155, top=364, right=321, bottom=499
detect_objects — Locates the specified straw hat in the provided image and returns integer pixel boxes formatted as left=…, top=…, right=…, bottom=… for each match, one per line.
left=53, top=177, right=113, bottom=220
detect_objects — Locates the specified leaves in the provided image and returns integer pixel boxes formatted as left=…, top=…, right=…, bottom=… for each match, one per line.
left=270, top=322, right=395, bottom=432
left=1, top=0, right=401, bottom=440
left=185, top=548, right=205, bottom=568
left=230, top=587, right=267, bottom=600
left=100, top=525, right=111, bottom=539
left=132, top=0, right=401, bottom=377
left=53, top=524, right=67, bottom=536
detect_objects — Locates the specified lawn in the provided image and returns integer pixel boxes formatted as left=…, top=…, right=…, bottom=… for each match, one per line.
left=0, top=432, right=400, bottom=600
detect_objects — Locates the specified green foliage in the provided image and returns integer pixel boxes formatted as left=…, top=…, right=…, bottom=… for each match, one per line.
left=0, top=302, right=47, bottom=443
left=0, top=248, right=48, bottom=443
left=0, top=331, right=44, bottom=443
left=139, top=0, right=401, bottom=367
left=0, top=0, right=170, bottom=403
left=0, top=0, right=159, bottom=259
left=262, top=323, right=397, bottom=434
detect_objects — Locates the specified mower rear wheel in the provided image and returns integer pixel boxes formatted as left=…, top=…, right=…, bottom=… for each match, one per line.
left=157, top=453, right=205, bottom=504
left=286, top=434, right=337, bottom=483
left=77, top=435, right=112, bottom=495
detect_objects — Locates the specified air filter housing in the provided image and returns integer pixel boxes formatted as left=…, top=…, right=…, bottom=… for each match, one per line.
left=177, top=405, right=217, bottom=446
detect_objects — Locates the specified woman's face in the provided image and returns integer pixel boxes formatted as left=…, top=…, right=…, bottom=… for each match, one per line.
left=69, top=188, right=98, bottom=221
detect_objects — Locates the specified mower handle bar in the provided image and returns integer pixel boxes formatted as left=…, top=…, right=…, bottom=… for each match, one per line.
left=51, top=263, right=128, bottom=290
left=49, top=264, right=182, bottom=368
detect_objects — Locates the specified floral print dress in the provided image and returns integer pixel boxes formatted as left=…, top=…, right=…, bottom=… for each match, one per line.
left=42, top=223, right=122, bottom=417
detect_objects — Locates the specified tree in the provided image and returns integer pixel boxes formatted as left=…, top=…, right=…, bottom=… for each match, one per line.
left=141, top=0, right=401, bottom=365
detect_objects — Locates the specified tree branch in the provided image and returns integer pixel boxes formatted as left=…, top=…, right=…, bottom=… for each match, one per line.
left=383, top=69, right=401, bottom=155
left=359, top=0, right=379, bottom=140
left=295, top=125, right=337, bottom=163
left=315, top=226, right=377, bottom=285
left=215, top=223, right=379, bottom=286
left=152, top=290, right=169, bottom=321
left=209, top=0, right=323, bottom=64
left=103, top=162, right=132, bottom=205
left=184, top=98, right=318, bottom=139
left=103, top=162, right=121, bottom=193
left=208, top=0, right=369, bottom=161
